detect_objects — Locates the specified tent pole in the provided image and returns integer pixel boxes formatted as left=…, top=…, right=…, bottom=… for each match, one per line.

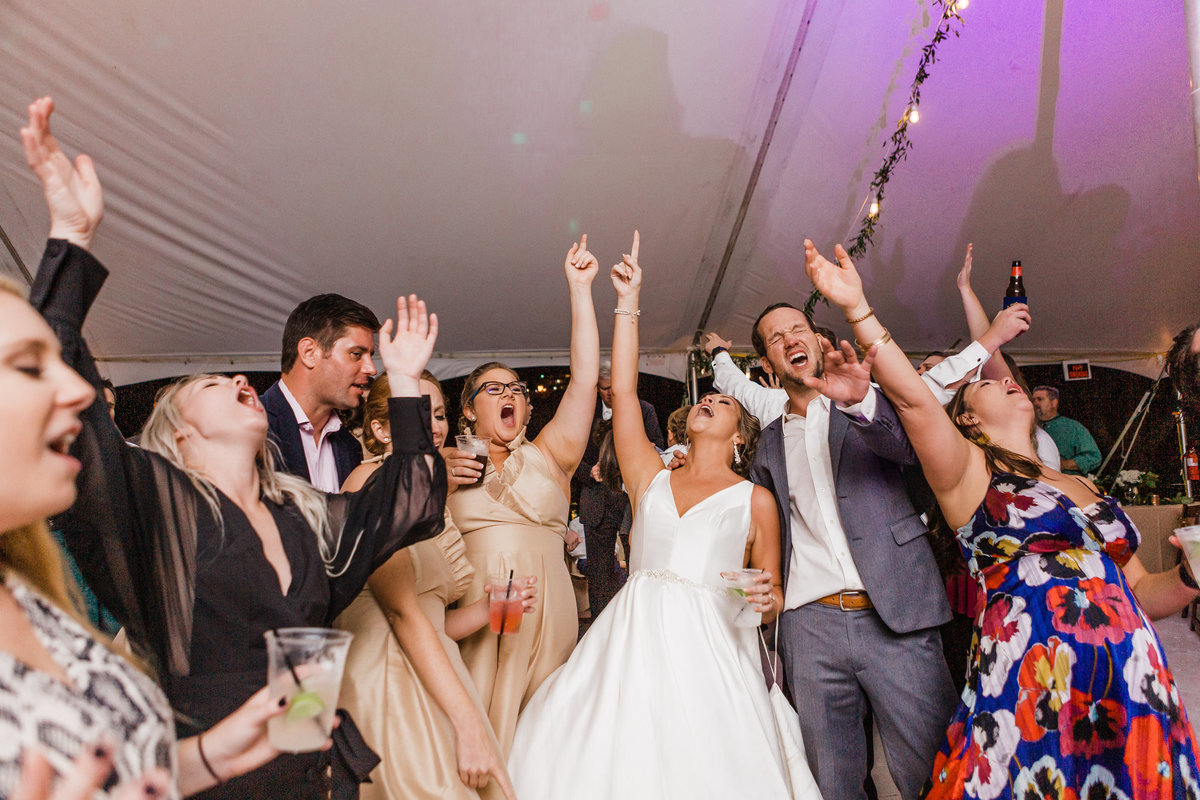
left=687, top=350, right=700, bottom=404
left=1185, top=0, right=1200, bottom=184
left=1179, top=390, right=1194, bottom=499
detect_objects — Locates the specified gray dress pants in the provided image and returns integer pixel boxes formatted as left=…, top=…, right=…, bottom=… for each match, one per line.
left=778, top=603, right=959, bottom=800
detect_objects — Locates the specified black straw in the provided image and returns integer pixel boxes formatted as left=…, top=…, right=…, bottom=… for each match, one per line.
left=499, top=569, right=514, bottom=635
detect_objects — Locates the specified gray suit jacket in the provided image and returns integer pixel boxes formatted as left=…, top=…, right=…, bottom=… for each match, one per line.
left=750, top=391, right=950, bottom=634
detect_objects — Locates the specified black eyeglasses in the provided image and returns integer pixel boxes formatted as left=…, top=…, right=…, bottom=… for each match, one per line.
left=468, top=380, right=530, bottom=403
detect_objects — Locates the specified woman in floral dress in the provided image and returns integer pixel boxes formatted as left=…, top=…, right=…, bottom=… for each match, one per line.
left=805, top=238, right=1200, bottom=800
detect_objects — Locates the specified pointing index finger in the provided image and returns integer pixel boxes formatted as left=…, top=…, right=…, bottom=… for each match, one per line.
left=631, top=230, right=639, bottom=262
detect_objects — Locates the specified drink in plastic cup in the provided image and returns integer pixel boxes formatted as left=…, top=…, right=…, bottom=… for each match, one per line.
left=1176, top=526, right=1200, bottom=586
left=264, top=628, right=353, bottom=753
left=488, top=575, right=526, bottom=635
left=721, top=568, right=764, bottom=628
left=456, top=435, right=491, bottom=486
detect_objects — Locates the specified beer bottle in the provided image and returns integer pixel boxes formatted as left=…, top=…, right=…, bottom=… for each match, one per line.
left=1003, top=260, right=1027, bottom=309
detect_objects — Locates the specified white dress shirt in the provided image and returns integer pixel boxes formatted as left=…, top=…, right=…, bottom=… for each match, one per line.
left=278, top=380, right=345, bottom=493
left=781, top=393, right=872, bottom=609
left=711, top=341, right=991, bottom=426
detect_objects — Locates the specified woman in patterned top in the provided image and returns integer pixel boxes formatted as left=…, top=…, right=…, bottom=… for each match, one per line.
left=805, top=239, right=1200, bottom=800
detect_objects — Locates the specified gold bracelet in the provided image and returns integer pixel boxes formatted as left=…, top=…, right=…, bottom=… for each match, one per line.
left=855, top=329, right=892, bottom=351
left=614, top=308, right=640, bottom=317
left=845, top=307, right=875, bottom=325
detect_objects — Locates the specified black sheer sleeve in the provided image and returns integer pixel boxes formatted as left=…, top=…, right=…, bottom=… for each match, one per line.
left=32, top=240, right=205, bottom=678
left=323, top=396, right=446, bottom=621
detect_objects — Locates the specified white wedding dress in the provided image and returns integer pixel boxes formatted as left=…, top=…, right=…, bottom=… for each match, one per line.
left=508, top=469, right=812, bottom=799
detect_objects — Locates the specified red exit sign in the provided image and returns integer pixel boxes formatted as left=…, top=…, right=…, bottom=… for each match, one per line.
left=1063, top=360, right=1092, bottom=381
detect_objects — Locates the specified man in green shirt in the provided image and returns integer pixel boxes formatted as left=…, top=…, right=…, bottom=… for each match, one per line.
left=1032, top=385, right=1101, bottom=476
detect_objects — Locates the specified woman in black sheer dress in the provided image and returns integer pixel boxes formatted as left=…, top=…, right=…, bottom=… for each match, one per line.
left=24, top=97, right=447, bottom=800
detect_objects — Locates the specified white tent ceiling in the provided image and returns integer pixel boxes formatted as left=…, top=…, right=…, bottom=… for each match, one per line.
left=2, top=0, right=1197, bottom=384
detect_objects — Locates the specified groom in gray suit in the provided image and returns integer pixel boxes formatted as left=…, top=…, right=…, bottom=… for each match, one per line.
left=747, top=302, right=957, bottom=800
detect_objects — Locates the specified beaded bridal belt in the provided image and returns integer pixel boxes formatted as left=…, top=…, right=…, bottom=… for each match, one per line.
left=630, top=568, right=725, bottom=598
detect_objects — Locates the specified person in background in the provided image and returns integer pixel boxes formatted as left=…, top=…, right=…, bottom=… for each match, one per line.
left=579, top=418, right=628, bottom=618
left=1032, top=385, right=1101, bottom=476
left=336, top=372, right=531, bottom=800
left=1167, top=321, right=1200, bottom=422
left=100, top=377, right=117, bottom=422
left=262, top=294, right=380, bottom=492
left=447, top=235, right=600, bottom=755
left=805, top=236, right=1200, bottom=800
left=23, top=97, right=446, bottom=800
left=659, top=404, right=690, bottom=465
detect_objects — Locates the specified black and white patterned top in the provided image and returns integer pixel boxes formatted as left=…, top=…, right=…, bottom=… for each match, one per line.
left=0, top=579, right=177, bottom=799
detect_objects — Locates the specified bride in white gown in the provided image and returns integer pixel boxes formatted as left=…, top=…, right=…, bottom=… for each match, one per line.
left=509, top=233, right=815, bottom=799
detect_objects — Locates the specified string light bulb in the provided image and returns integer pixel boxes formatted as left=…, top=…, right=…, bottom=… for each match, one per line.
left=869, top=199, right=880, bottom=217
left=907, top=106, right=919, bottom=123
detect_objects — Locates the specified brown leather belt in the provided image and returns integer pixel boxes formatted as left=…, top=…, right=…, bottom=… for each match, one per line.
left=815, top=591, right=873, bottom=611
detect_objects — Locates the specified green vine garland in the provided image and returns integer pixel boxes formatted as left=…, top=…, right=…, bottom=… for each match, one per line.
left=804, top=0, right=966, bottom=315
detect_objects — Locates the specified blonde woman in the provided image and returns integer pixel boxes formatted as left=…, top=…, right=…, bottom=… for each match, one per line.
left=23, top=97, right=446, bottom=800
left=336, top=373, right=535, bottom=800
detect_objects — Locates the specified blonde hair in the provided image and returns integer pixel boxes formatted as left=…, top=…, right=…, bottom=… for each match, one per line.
left=140, top=375, right=333, bottom=558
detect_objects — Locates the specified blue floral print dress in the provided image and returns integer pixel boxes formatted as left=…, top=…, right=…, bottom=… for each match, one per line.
left=925, top=472, right=1200, bottom=800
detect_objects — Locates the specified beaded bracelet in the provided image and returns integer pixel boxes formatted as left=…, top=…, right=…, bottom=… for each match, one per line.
left=846, top=307, right=875, bottom=325
left=614, top=308, right=640, bottom=317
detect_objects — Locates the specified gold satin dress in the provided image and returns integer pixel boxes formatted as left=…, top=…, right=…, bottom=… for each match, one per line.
left=335, top=514, right=505, bottom=799
left=447, top=436, right=578, bottom=755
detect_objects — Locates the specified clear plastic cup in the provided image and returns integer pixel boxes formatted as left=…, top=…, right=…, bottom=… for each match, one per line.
left=488, top=574, right=527, bottom=635
left=264, top=628, right=353, bottom=752
left=1175, top=525, right=1200, bottom=586
left=455, top=434, right=491, bottom=486
left=721, top=568, right=764, bottom=628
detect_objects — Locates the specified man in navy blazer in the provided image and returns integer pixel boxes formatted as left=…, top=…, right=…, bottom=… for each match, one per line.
left=748, top=302, right=956, bottom=800
left=263, top=293, right=380, bottom=492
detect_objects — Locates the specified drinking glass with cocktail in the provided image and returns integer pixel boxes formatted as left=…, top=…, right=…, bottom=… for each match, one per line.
left=264, top=628, right=353, bottom=753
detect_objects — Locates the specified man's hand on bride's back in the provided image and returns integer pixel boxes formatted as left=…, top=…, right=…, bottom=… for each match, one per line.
left=666, top=450, right=687, bottom=471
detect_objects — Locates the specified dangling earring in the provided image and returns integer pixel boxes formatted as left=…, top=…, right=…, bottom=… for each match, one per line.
left=733, top=444, right=741, bottom=465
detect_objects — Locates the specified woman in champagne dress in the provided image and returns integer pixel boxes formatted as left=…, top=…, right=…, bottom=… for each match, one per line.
left=447, top=237, right=601, bottom=754
left=336, top=373, right=534, bottom=800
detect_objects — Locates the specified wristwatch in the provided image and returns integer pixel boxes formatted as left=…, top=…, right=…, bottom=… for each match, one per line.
left=710, top=346, right=729, bottom=358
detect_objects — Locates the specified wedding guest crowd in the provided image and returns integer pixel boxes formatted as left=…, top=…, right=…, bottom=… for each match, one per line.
left=4, top=96, right=1199, bottom=800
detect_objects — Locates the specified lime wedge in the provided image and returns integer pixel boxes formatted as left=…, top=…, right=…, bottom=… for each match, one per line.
left=286, top=690, right=325, bottom=723
left=728, top=587, right=747, bottom=598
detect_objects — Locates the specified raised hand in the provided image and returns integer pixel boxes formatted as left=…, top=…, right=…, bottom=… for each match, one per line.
left=20, top=97, right=104, bottom=251
left=564, top=234, right=600, bottom=287
left=703, top=331, right=732, bottom=356
left=981, top=302, right=1031, bottom=349
left=379, top=294, right=438, bottom=395
left=610, top=230, right=642, bottom=300
left=758, top=372, right=782, bottom=390
left=804, top=239, right=865, bottom=314
left=956, top=242, right=974, bottom=291
left=802, top=337, right=876, bottom=406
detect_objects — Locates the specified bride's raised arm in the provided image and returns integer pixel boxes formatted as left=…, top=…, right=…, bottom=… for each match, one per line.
left=609, top=231, right=664, bottom=511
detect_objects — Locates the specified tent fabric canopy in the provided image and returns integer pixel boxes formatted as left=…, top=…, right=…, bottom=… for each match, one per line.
left=2, top=0, right=1197, bottom=384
